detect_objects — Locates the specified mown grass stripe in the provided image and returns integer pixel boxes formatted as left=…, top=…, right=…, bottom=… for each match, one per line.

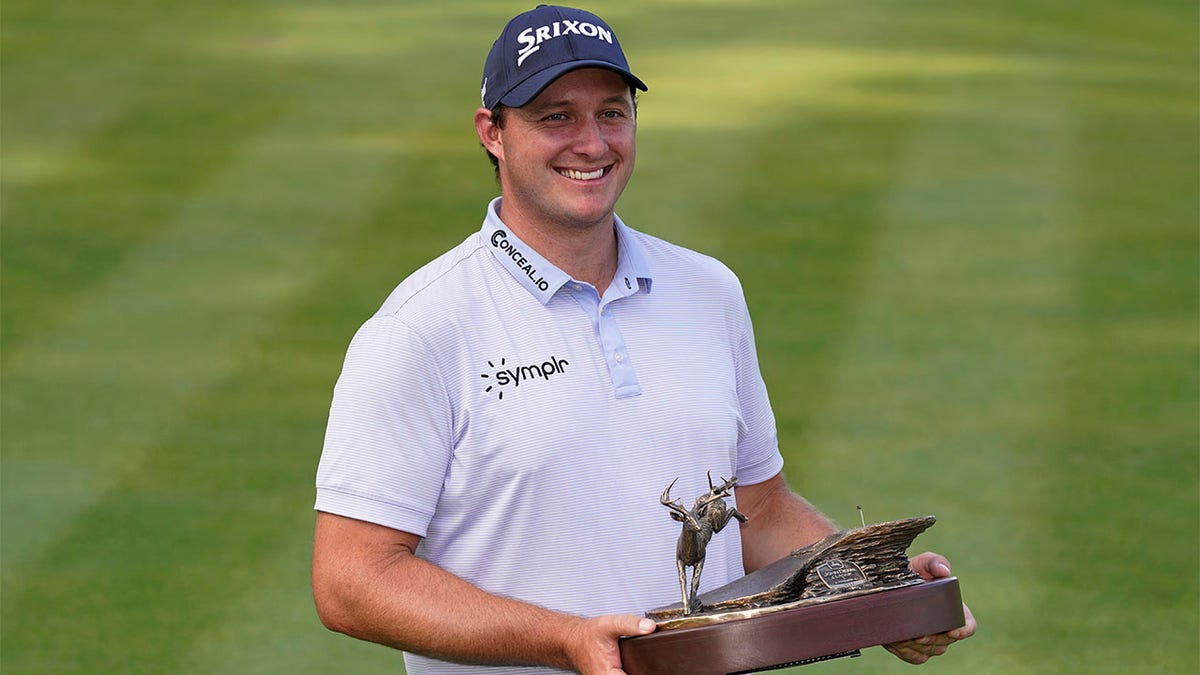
left=1, top=64, right=413, bottom=675
left=796, top=50, right=1079, bottom=673
left=1, top=1, right=300, bottom=358
left=1028, top=60, right=1199, bottom=670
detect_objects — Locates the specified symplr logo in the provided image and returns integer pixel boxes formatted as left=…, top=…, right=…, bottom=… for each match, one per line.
left=481, top=355, right=570, bottom=400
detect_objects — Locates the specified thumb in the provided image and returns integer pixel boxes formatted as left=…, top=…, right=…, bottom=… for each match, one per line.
left=910, top=552, right=953, bottom=580
left=602, top=614, right=657, bottom=638
left=632, top=617, right=657, bottom=636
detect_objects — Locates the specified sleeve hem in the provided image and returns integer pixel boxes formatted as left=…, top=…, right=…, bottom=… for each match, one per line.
left=314, top=486, right=433, bottom=538
left=735, top=451, right=786, bottom=488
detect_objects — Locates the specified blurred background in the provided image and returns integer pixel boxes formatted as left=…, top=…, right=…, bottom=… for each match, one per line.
left=3, top=1, right=1196, bottom=672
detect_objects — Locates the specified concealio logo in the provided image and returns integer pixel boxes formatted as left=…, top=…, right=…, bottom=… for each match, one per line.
left=491, top=230, right=551, bottom=291
left=480, top=356, right=570, bottom=400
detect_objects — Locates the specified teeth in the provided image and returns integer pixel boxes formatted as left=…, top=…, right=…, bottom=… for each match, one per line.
left=561, top=167, right=605, bottom=180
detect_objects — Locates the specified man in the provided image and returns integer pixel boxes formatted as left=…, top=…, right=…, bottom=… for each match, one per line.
left=312, top=6, right=975, bottom=674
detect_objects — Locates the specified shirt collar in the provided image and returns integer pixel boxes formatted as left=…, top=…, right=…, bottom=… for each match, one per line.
left=481, top=197, right=654, bottom=305
left=612, top=213, right=654, bottom=297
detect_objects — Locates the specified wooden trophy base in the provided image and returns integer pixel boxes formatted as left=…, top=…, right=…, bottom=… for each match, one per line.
left=619, top=577, right=964, bottom=675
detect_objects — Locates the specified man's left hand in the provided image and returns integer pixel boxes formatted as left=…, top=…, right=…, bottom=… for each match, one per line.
left=882, top=552, right=977, bottom=664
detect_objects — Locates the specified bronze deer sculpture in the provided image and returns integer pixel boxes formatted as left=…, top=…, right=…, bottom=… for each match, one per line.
left=661, top=472, right=749, bottom=615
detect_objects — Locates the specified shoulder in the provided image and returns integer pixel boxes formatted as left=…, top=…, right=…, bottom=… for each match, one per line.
left=374, top=232, right=493, bottom=320
left=339, top=232, right=498, bottom=365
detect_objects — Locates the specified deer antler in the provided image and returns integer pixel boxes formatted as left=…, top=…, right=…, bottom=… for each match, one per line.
left=661, top=478, right=695, bottom=521
left=694, top=472, right=739, bottom=511
left=712, top=474, right=738, bottom=495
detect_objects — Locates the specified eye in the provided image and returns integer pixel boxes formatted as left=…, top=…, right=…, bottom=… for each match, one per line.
left=542, top=112, right=568, bottom=122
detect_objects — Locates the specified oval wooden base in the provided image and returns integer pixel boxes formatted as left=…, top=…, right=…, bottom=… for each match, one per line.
left=619, top=577, right=964, bottom=675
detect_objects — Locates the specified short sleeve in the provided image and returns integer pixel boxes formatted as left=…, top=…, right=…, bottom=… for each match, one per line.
left=732, top=297, right=785, bottom=486
left=314, top=315, right=454, bottom=536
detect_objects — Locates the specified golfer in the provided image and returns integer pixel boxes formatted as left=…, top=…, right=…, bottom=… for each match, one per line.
left=312, top=6, right=975, bottom=674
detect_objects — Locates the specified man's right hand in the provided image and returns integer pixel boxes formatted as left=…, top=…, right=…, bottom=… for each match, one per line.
left=564, top=614, right=657, bottom=675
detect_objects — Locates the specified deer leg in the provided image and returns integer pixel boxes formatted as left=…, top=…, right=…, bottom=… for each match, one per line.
left=688, top=558, right=705, bottom=615
left=713, top=507, right=748, bottom=534
left=677, top=559, right=691, bottom=615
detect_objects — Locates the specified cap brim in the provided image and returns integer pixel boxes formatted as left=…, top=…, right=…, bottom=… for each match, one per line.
left=497, top=61, right=648, bottom=109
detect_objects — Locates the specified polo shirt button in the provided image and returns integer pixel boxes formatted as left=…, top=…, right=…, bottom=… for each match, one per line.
left=614, top=352, right=624, bottom=362
left=572, top=284, right=583, bottom=292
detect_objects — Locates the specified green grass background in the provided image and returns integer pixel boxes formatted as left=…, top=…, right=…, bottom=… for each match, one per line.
left=3, top=0, right=1196, bottom=673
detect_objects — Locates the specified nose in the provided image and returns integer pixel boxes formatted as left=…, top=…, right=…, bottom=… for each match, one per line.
left=572, top=118, right=609, bottom=157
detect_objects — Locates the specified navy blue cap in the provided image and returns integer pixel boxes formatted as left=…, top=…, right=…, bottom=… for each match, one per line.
left=481, top=5, right=647, bottom=110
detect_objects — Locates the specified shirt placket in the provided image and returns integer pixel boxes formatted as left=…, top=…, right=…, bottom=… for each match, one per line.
left=568, top=280, right=641, bottom=398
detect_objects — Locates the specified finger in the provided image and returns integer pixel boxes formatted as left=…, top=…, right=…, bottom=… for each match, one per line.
left=891, top=635, right=953, bottom=651
left=948, top=602, right=977, bottom=640
left=591, top=616, right=654, bottom=675
left=890, top=638, right=949, bottom=657
left=909, top=551, right=952, bottom=580
left=598, top=614, right=657, bottom=638
left=884, top=643, right=932, bottom=665
left=632, top=618, right=657, bottom=636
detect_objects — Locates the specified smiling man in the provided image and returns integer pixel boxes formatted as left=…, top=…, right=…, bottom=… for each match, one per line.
left=311, top=6, right=973, bottom=674
left=477, top=67, right=636, bottom=293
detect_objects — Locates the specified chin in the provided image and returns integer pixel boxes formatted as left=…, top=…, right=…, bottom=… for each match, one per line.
left=566, top=205, right=618, bottom=228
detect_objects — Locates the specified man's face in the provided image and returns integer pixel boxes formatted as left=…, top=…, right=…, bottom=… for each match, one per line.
left=489, top=68, right=636, bottom=232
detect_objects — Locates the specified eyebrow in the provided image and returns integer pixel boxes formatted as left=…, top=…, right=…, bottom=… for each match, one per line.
left=525, top=94, right=633, bottom=116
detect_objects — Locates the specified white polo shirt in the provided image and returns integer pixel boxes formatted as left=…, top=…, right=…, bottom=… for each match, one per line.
left=316, top=198, right=784, bottom=675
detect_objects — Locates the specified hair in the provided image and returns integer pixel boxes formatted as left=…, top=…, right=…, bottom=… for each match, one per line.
left=481, top=88, right=639, bottom=184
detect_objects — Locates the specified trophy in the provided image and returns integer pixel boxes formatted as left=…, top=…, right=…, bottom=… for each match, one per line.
left=619, top=474, right=965, bottom=674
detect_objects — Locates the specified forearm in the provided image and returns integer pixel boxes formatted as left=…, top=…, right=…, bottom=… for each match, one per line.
left=312, top=513, right=584, bottom=670
left=736, top=473, right=838, bottom=573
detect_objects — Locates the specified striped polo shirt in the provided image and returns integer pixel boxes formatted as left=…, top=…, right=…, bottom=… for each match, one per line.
left=316, top=198, right=784, bottom=675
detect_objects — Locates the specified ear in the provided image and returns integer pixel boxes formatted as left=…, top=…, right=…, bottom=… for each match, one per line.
left=475, top=107, right=504, bottom=162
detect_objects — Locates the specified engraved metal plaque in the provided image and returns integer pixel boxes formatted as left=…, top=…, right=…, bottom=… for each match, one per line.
left=815, top=559, right=868, bottom=590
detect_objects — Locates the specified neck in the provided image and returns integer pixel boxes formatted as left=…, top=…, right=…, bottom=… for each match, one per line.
left=497, top=201, right=619, bottom=294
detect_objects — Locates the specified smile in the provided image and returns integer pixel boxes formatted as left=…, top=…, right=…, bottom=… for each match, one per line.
left=557, top=166, right=609, bottom=181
